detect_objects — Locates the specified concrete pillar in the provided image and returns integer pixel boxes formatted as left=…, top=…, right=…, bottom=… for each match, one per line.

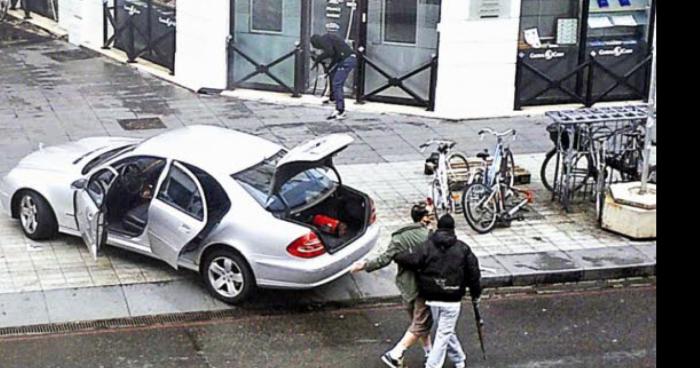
left=174, top=0, right=230, bottom=90
left=433, top=0, right=521, bottom=119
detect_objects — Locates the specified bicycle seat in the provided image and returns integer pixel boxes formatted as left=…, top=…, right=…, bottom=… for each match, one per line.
left=477, top=151, right=490, bottom=160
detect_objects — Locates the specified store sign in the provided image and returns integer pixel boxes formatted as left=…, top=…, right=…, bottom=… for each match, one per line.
left=597, top=46, right=634, bottom=57
left=529, top=49, right=566, bottom=60
left=158, top=17, right=176, bottom=28
left=324, top=0, right=357, bottom=40
left=470, top=0, right=512, bottom=20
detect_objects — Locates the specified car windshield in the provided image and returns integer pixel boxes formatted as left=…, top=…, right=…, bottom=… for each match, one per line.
left=81, top=144, right=136, bottom=175
left=232, top=150, right=337, bottom=213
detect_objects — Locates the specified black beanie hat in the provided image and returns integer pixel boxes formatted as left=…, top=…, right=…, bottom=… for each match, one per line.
left=437, top=214, right=455, bottom=230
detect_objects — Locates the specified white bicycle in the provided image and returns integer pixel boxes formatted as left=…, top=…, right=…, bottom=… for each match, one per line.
left=420, top=139, right=469, bottom=217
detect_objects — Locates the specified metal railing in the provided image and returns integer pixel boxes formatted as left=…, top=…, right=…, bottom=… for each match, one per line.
left=355, top=47, right=439, bottom=111
left=515, top=52, right=653, bottom=110
left=102, top=0, right=176, bottom=74
left=227, top=39, right=303, bottom=97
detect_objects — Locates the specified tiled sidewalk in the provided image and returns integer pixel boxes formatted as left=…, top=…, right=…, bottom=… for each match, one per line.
left=0, top=152, right=655, bottom=295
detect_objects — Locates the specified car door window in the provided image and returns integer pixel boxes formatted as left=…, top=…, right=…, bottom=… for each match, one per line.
left=86, top=169, right=116, bottom=207
left=157, top=164, right=204, bottom=221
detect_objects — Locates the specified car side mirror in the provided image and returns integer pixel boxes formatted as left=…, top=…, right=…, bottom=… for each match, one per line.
left=71, top=178, right=87, bottom=190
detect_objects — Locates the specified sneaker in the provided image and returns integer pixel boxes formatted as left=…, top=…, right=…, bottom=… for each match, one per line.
left=455, top=360, right=466, bottom=368
left=321, top=98, right=331, bottom=104
left=326, top=110, right=346, bottom=120
left=380, top=352, right=402, bottom=368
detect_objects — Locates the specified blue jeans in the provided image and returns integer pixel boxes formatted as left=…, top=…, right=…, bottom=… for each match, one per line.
left=331, top=55, right=356, bottom=113
left=426, top=303, right=466, bottom=368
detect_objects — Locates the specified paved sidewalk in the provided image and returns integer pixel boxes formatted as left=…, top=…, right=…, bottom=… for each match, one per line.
left=0, top=154, right=656, bottom=328
left=0, top=24, right=655, bottom=328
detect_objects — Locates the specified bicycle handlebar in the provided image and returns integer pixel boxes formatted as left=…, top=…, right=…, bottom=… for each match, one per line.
left=420, top=139, right=456, bottom=152
left=478, top=128, right=517, bottom=141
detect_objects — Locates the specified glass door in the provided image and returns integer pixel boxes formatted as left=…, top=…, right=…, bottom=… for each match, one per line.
left=229, top=0, right=301, bottom=92
left=361, top=0, right=440, bottom=105
left=306, top=0, right=359, bottom=96
left=585, top=0, right=654, bottom=102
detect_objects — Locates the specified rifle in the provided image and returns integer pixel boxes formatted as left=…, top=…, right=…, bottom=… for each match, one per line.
left=472, top=299, right=487, bottom=360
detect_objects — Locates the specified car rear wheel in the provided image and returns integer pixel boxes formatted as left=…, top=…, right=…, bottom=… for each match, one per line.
left=202, top=248, right=255, bottom=304
left=17, top=191, right=58, bottom=240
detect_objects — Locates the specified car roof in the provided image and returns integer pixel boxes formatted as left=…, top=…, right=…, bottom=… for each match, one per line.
left=131, top=125, right=282, bottom=174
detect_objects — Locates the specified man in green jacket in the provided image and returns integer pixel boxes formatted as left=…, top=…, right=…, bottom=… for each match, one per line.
left=350, top=202, right=434, bottom=368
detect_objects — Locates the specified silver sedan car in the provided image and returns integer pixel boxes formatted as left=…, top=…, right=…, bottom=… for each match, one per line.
left=0, top=125, right=379, bottom=304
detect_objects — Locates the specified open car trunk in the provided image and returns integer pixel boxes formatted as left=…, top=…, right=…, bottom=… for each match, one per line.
left=287, top=185, right=370, bottom=254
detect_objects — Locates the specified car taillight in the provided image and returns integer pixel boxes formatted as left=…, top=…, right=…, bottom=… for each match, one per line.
left=369, top=198, right=377, bottom=224
left=287, top=232, right=326, bottom=258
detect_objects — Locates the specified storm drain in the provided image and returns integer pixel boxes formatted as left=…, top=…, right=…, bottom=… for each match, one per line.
left=43, top=48, right=98, bottom=62
left=0, top=309, right=243, bottom=338
left=118, top=117, right=167, bottom=130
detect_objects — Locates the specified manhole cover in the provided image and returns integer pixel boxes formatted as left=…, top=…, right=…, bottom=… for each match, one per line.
left=43, top=48, right=98, bottom=62
left=118, top=117, right=166, bottom=130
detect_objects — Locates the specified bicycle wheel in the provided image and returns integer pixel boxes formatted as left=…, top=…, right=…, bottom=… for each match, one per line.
left=431, top=179, right=450, bottom=217
left=462, top=183, right=497, bottom=233
left=502, top=149, right=516, bottom=188
left=447, top=152, right=469, bottom=213
left=540, top=149, right=594, bottom=193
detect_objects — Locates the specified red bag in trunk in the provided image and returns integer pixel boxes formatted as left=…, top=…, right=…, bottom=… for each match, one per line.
left=312, top=215, right=347, bottom=236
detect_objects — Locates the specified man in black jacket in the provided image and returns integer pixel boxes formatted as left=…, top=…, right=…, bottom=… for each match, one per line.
left=310, top=33, right=357, bottom=120
left=394, top=214, right=482, bottom=368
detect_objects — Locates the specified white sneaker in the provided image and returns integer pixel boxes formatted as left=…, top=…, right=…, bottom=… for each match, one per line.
left=326, top=110, right=346, bottom=120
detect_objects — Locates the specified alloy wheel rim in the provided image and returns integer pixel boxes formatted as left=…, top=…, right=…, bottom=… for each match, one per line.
left=19, top=196, right=38, bottom=234
left=208, top=256, right=244, bottom=298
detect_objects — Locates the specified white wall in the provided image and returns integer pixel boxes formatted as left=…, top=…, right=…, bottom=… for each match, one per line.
left=175, top=0, right=230, bottom=91
left=434, top=0, right=521, bottom=119
left=57, top=0, right=104, bottom=48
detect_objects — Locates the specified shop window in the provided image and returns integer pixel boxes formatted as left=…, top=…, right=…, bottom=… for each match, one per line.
left=251, top=0, right=284, bottom=33
left=586, top=0, right=652, bottom=45
left=384, top=0, right=418, bottom=44
left=519, top=0, right=579, bottom=48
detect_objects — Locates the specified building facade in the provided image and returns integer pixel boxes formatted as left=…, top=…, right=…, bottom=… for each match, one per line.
left=22, top=0, right=655, bottom=119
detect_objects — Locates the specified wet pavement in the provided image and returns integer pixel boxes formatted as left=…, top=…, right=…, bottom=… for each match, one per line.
left=0, top=285, right=656, bottom=367
left=0, top=21, right=656, bottom=329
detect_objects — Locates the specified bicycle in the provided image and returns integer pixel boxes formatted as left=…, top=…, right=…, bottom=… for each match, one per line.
left=540, top=121, right=656, bottom=195
left=419, top=139, right=469, bottom=217
left=461, top=128, right=533, bottom=233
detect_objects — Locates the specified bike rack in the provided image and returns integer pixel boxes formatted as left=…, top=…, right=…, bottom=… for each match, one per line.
left=102, top=0, right=176, bottom=74
left=544, top=105, right=650, bottom=213
left=228, top=40, right=302, bottom=97
left=355, top=47, right=438, bottom=111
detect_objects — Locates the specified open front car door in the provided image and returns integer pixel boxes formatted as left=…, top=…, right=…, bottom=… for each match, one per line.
left=74, top=168, right=118, bottom=260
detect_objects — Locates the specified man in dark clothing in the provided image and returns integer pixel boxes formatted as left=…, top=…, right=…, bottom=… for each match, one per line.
left=310, top=33, right=357, bottom=120
left=394, top=214, right=482, bottom=368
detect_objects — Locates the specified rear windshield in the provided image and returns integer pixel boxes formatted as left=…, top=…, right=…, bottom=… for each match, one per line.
left=232, top=150, right=336, bottom=213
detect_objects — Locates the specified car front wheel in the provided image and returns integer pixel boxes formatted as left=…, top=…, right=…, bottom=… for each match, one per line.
left=202, top=248, right=255, bottom=304
left=17, top=191, right=58, bottom=240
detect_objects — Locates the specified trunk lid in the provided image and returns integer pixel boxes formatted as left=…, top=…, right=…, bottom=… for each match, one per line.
left=269, top=134, right=353, bottom=196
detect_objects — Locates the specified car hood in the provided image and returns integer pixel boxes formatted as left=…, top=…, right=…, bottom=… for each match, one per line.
left=16, top=137, right=140, bottom=174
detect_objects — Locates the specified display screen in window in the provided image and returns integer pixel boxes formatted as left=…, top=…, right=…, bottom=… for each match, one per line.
left=384, top=0, right=418, bottom=44
left=252, top=0, right=283, bottom=33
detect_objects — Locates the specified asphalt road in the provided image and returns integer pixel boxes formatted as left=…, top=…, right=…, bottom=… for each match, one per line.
left=0, top=285, right=655, bottom=368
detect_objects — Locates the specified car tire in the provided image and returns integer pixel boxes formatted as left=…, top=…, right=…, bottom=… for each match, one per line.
left=202, top=248, right=255, bottom=305
left=16, top=190, right=58, bottom=240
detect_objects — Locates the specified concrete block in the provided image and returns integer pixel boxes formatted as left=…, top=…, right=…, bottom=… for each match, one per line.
left=601, top=186, right=656, bottom=239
